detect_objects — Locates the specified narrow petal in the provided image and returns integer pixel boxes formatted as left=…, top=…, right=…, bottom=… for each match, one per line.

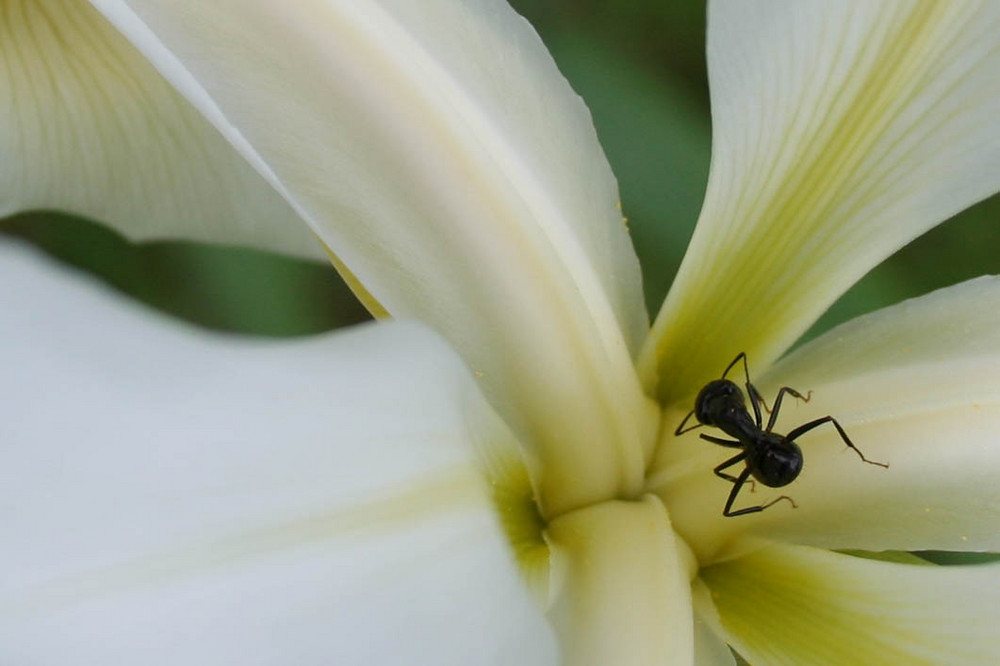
left=642, top=0, right=1000, bottom=403
left=0, top=239, right=554, bottom=664
left=89, top=0, right=657, bottom=514
left=700, top=542, right=1000, bottom=664
left=545, top=495, right=694, bottom=666
left=693, top=613, right=736, bottom=666
left=655, top=277, right=1000, bottom=561
left=691, top=583, right=737, bottom=666
left=1, top=1, right=322, bottom=260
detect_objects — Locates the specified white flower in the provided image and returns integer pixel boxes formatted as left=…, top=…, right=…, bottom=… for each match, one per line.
left=3, top=1, right=1000, bottom=664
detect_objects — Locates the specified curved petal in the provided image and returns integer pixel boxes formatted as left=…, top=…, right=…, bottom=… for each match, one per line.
left=655, top=277, right=1000, bottom=561
left=690, top=581, right=738, bottom=666
left=1, top=1, right=322, bottom=260
left=762, top=274, right=1000, bottom=387
left=693, top=614, right=737, bottom=666
left=0, top=239, right=554, bottom=664
left=545, top=496, right=693, bottom=666
left=89, top=0, right=657, bottom=514
left=700, top=542, right=1000, bottom=664
left=642, top=0, right=1000, bottom=403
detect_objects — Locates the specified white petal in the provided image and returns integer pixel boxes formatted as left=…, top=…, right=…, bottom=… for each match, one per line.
left=0, top=239, right=554, bottom=665
left=763, top=275, right=1000, bottom=387
left=700, top=542, right=1000, bottom=664
left=691, top=583, right=737, bottom=666
left=642, top=0, right=1000, bottom=403
left=89, top=0, right=657, bottom=514
left=545, top=495, right=693, bottom=666
left=694, top=624, right=736, bottom=666
left=655, top=277, right=1000, bottom=561
left=1, top=1, right=321, bottom=260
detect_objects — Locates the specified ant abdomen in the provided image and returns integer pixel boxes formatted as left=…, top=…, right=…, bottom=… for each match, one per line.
left=748, top=439, right=803, bottom=487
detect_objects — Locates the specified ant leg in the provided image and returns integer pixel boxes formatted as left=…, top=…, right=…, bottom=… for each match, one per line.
left=746, top=381, right=765, bottom=428
left=700, top=433, right=742, bottom=448
left=675, top=409, right=704, bottom=436
left=754, top=494, right=797, bottom=513
left=722, top=469, right=796, bottom=517
left=722, top=469, right=797, bottom=516
left=713, top=452, right=756, bottom=491
left=722, top=468, right=752, bottom=514
left=721, top=352, right=750, bottom=383
left=714, top=452, right=745, bottom=481
left=720, top=352, right=766, bottom=428
left=784, top=416, right=889, bottom=468
left=765, top=386, right=813, bottom=433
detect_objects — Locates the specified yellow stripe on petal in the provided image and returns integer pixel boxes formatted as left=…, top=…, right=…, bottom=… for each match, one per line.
left=642, top=0, right=1000, bottom=404
left=700, top=541, right=1000, bottom=665
left=1, top=0, right=322, bottom=259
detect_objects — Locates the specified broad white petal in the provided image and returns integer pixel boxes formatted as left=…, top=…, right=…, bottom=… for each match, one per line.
left=0, top=239, right=554, bottom=665
left=700, top=542, right=1000, bottom=664
left=1, top=1, right=321, bottom=260
left=546, top=495, right=693, bottom=666
left=89, top=0, right=657, bottom=514
left=642, top=0, right=1000, bottom=403
left=656, top=278, right=1000, bottom=561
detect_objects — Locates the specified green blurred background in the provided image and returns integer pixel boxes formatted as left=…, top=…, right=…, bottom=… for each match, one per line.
left=4, top=0, right=999, bottom=343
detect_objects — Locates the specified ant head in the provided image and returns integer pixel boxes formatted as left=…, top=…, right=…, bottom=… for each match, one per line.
left=750, top=438, right=803, bottom=488
left=695, top=379, right=744, bottom=426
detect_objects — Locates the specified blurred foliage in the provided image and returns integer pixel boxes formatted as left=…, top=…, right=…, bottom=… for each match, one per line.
left=3, top=0, right=999, bottom=341
left=1, top=212, right=369, bottom=336
left=918, top=551, right=1000, bottom=566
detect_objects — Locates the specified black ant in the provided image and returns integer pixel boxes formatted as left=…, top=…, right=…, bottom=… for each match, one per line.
left=675, top=352, right=888, bottom=517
